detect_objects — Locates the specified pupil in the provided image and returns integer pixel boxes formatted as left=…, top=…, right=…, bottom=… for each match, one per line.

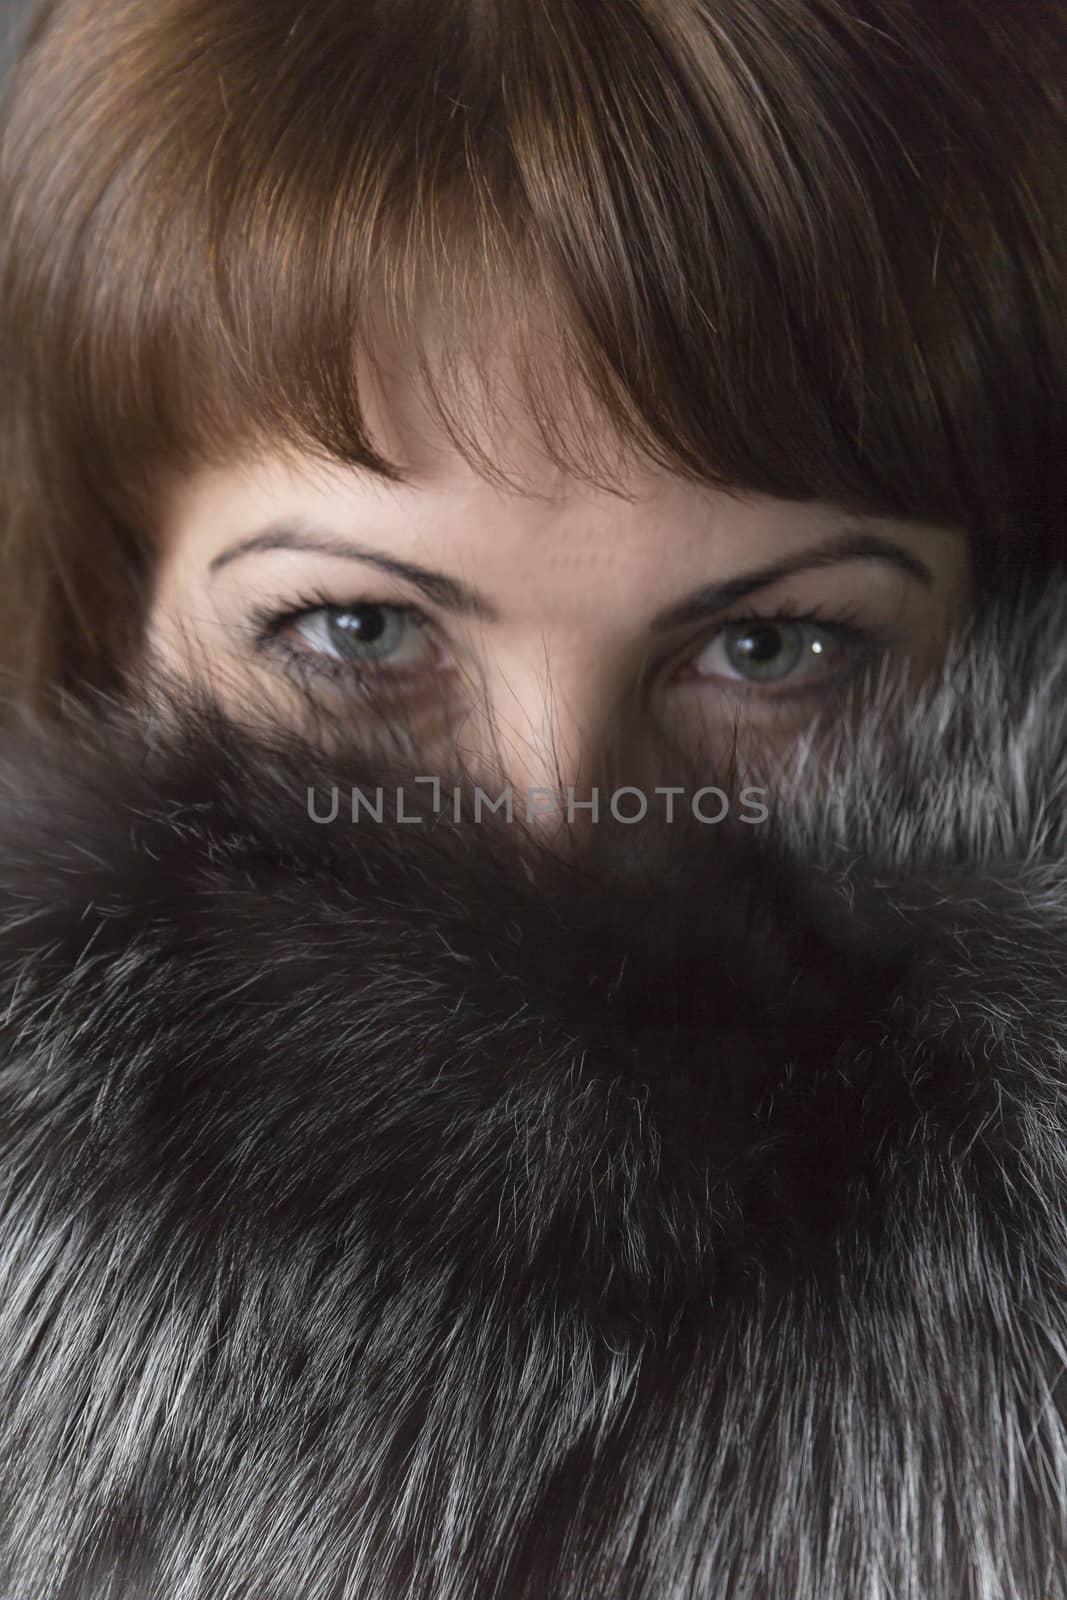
left=736, top=624, right=783, bottom=662
left=332, top=607, right=387, bottom=646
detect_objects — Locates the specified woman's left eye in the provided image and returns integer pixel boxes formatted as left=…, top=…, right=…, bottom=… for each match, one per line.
left=683, top=618, right=864, bottom=688
left=287, top=603, right=436, bottom=673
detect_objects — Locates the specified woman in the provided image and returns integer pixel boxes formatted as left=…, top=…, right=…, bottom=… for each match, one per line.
left=0, top=0, right=1065, bottom=1595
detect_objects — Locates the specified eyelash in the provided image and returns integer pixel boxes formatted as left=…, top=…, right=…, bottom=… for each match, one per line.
left=669, top=597, right=889, bottom=700
left=247, top=588, right=889, bottom=699
left=248, top=588, right=437, bottom=687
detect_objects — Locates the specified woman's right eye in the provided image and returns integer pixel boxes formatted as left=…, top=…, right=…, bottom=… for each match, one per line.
left=284, top=603, right=438, bottom=675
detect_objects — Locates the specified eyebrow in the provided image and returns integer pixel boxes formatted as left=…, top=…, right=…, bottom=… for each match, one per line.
left=208, top=522, right=934, bottom=628
left=648, top=527, right=934, bottom=631
left=209, top=526, right=498, bottom=619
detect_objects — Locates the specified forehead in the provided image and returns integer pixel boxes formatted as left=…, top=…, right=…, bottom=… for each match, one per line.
left=153, top=307, right=970, bottom=618
left=352, top=288, right=645, bottom=494
left=156, top=443, right=960, bottom=644
left=159, top=303, right=779, bottom=532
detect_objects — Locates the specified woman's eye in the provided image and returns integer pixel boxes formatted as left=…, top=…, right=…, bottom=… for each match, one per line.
left=687, top=619, right=852, bottom=686
left=290, top=604, right=435, bottom=672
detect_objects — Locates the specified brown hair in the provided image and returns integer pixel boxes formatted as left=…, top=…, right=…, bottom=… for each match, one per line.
left=0, top=0, right=1064, bottom=708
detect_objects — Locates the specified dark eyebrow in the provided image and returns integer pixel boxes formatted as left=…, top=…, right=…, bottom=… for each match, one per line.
left=208, top=525, right=500, bottom=620
left=209, top=522, right=934, bottom=629
left=647, top=527, right=933, bottom=632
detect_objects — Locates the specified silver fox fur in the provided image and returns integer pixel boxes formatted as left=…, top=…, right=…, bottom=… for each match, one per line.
left=1, top=573, right=1067, bottom=1598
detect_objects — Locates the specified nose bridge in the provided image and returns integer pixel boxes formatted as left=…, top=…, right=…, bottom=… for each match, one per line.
left=476, top=644, right=627, bottom=828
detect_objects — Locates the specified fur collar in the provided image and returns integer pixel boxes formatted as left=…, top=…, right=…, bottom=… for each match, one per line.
left=1, top=577, right=1066, bottom=1597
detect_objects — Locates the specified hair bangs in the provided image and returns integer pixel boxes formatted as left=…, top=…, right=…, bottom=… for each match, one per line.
left=1, top=0, right=1064, bottom=697
left=0, top=0, right=1042, bottom=514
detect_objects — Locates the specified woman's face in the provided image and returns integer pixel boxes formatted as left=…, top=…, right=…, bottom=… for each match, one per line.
left=146, top=366, right=974, bottom=809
